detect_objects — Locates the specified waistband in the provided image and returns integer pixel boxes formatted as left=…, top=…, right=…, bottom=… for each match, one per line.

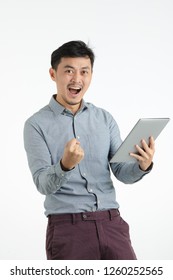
left=48, top=209, right=119, bottom=224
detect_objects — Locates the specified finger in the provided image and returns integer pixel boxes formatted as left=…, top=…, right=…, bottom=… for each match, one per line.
left=67, top=138, right=80, bottom=149
left=75, top=141, right=80, bottom=146
left=149, top=136, right=155, bottom=150
left=129, top=152, right=144, bottom=162
left=74, top=144, right=84, bottom=155
left=71, top=138, right=80, bottom=145
left=140, top=138, right=155, bottom=159
left=130, top=141, right=150, bottom=159
left=141, top=139, right=149, bottom=151
left=141, top=137, right=155, bottom=151
left=140, top=139, right=153, bottom=156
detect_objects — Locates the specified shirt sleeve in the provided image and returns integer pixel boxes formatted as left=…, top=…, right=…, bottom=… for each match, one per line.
left=23, top=119, right=73, bottom=195
left=111, top=161, right=152, bottom=184
left=108, top=114, right=153, bottom=184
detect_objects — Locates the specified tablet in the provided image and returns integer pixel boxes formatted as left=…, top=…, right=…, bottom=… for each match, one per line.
left=110, top=118, right=170, bottom=163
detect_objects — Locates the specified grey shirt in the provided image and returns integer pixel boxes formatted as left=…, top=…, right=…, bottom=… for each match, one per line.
left=24, top=95, right=151, bottom=216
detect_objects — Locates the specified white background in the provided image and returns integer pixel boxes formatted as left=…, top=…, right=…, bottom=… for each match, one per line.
left=0, top=0, right=172, bottom=260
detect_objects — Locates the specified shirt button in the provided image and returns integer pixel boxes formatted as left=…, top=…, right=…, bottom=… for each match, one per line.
left=83, top=173, right=86, bottom=176
left=89, top=189, right=93, bottom=192
left=83, top=214, right=87, bottom=219
left=61, top=173, right=64, bottom=177
left=77, top=135, right=80, bottom=139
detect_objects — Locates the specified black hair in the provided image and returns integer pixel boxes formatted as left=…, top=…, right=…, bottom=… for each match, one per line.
left=51, top=40, right=95, bottom=70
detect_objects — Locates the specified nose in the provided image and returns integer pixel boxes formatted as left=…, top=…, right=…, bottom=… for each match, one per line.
left=71, top=71, right=81, bottom=84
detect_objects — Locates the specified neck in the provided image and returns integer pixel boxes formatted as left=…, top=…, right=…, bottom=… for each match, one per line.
left=55, top=94, right=82, bottom=114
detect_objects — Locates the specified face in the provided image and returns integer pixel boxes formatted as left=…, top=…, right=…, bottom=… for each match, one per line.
left=49, top=57, right=92, bottom=113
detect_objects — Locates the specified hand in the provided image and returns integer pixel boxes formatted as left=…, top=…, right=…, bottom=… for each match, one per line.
left=130, top=136, right=155, bottom=171
left=61, top=138, right=84, bottom=170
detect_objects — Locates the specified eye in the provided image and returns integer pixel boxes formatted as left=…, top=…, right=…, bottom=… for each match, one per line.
left=65, top=69, right=73, bottom=74
left=81, top=70, right=88, bottom=75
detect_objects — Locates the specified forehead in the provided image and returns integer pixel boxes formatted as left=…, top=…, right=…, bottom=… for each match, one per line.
left=59, top=57, right=92, bottom=69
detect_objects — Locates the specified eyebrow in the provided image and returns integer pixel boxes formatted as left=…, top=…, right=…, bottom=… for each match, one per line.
left=64, top=65, right=91, bottom=70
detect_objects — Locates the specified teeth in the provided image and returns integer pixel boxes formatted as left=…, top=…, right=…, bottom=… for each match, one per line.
left=68, top=87, right=81, bottom=94
left=69, top=87, right=81, bottom=93
left=68, top=84, right=81, bottom=89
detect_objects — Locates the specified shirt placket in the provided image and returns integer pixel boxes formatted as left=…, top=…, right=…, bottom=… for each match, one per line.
left=72, top=112, right=100, bottom=212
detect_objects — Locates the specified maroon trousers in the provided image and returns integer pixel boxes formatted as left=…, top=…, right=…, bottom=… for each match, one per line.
left=46, top=209, right=137, bottom=260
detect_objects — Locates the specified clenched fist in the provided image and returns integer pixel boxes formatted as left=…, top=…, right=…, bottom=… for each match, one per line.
left=61, top=138, right=84, bottom=171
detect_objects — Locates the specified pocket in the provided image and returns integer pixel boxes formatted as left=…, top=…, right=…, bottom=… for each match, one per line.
left=119, top=216, right=130, bottom=229
left=51, top=223, right=74, bottom=259
left=111, top=214, right=130, bottom=238
left=118, top=216, right=131, bottom=240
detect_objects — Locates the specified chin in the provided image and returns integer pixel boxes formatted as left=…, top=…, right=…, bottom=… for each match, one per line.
left=68, top=100, right=81, bottom=106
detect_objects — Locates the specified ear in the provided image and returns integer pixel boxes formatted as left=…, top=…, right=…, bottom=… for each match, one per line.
left=49, top=68, right=56, bottom=81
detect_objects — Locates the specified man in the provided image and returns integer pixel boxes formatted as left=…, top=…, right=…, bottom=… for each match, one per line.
left=24, top=40, right=155, bottom=260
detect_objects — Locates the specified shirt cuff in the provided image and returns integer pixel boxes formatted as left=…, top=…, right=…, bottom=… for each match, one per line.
left=139, top=162, right=154, bottom=172
left=50, top=161, right=74, bottom=191
left=55, top=160, right=74, bottom=177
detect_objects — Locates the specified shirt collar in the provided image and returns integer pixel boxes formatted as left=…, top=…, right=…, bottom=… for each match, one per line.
left=49, top=95, right=88, bottom=116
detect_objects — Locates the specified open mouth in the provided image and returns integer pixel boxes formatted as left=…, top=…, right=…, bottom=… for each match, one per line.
left=68, top=87, right=82, bottom=95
